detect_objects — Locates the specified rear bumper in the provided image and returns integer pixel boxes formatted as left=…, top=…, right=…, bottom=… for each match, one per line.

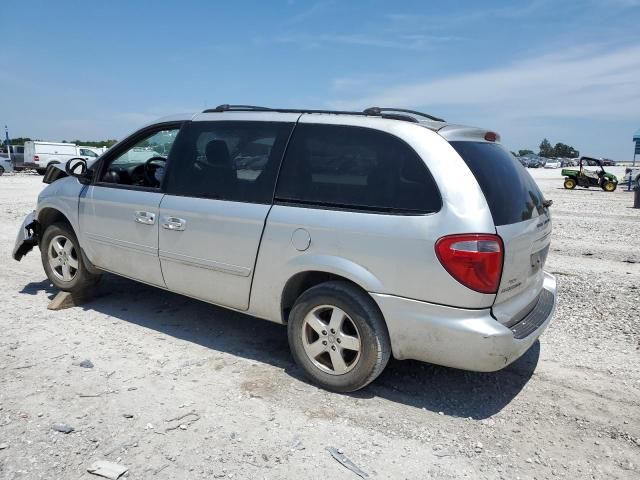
left=372, top=272, right=557, bottom=372
left=13, top=211, right=39, bottom=261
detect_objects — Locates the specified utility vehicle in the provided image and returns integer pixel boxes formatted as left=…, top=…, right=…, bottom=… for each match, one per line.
left=562, top=156, right=618, bottom=192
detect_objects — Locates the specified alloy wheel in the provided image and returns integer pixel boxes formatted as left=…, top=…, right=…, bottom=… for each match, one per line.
left=301, top=305, right=361, bottom=375
left=48, top=235, right=79, bottom=281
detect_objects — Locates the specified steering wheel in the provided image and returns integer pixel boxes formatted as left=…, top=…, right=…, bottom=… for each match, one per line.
left=143, top=156, right=167, bottom=186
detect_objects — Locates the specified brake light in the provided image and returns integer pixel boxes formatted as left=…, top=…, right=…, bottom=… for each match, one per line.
left=34, top=155, right=40, bottom=162
left=435, top=234, right=504, bottom=294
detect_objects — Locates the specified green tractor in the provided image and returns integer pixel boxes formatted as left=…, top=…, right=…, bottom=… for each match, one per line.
left=562, top=156, right=618, bottom=192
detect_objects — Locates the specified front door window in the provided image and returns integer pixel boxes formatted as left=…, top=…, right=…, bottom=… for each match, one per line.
left=99, top=128, right=179, bottom=188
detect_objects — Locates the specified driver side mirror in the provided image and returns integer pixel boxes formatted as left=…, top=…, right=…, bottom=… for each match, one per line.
left=65, top=158, right=92, bottom=184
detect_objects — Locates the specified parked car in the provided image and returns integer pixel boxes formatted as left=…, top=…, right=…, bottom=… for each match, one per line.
left=1, top=145, right=24, bottom=167
left=601, top=158, right=616, bottom=166
left=78, top=146, right=103, bottom=160
left=562, top=156, right=618, bottom=191
left=23, top=141, right=94, bottom=174
left=13, top=105, right=557, bottom=392
left=623, top=167, right=640, bottom=188
left=0, top=154, right=14, bottom=175
left=544, top=159, right=561, bottom=169
left=523, top=155, right=545, bottom=168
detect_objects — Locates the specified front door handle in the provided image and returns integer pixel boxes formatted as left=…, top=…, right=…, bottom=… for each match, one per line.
left=162, top=217, right=186, bottom=231
left=135, top=211, right=156, bottom=225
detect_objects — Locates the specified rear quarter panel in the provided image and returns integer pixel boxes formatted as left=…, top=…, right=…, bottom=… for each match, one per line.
left=248, top=117, right=498, bottom=323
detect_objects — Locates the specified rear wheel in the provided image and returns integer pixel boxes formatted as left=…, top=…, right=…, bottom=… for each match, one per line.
left=602, top=181, right=617, bottom=192
left=41, top=222, right=101, bottom=293
left=287, top=281, right=391, bottom=392
left=564, top=178, right=577, bottom=189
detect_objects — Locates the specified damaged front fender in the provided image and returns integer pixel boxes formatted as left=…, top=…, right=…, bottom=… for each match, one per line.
left=12, top=212, right=40, bottom=261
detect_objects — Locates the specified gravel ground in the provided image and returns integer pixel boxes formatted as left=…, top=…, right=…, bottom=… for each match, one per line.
left=0, top=167, right=639, bottom=479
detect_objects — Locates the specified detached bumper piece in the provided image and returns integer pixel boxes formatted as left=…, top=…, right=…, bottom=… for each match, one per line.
left=509, top=289, right=555, bottom=339
left=13, top=212, right=39, bottom=261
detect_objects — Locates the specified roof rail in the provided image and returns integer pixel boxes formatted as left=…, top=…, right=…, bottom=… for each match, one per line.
left=200, top=105, right=444, bottom=123
left=203, top=104, right=271, bottom=113
left=363, top=107, right=445, bottom=122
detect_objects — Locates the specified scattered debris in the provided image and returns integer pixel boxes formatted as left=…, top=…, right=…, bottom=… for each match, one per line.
left=87, top=460, right=128, bottom=479
left=79, top=359, right=94, bottom=369
left=52, top=424, right=74, bottom=434
left=289, top=436, right=305, bottom=451
left=13, top=363, right=37, bottom=370
left=326, top=447, right=368, bottom=479
left=165, top=411, right=200, bottom=432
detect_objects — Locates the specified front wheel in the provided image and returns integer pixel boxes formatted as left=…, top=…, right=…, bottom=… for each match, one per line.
left=564, top=178, right=577, bottom=189
left=602, top=181, right=617, bottom=192
left=287, top=281, right=391, bottom=392
left=41, top=222, right=101, bottom=293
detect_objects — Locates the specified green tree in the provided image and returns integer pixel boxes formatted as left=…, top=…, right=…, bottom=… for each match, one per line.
left=538, top=139, right=554, bottom=157
left=518, top=149, right=534, bottom=156
left=4, top=137, right=32, bottom=146
left=65, top=139, right=118, bottom=148
left=553, top=142, right=579, bottom=158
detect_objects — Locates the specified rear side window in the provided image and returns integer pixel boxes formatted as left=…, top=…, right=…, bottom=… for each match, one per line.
left=165, top=121, right=294, bottom=203
left=451, top=141, right=547, bottom=226
left=276, top=124, right=441, bottom=214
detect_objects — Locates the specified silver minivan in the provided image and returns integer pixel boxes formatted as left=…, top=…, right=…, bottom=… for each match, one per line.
left=13, top=105, right=557, bottom=392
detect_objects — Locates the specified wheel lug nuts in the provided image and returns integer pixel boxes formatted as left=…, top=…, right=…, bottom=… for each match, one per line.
left=336, top=338, right=341, bottom=343
left=322, top=340, right=327, bottom=345
left=330, top=329, right=335, bottom=334
left=331, top=345, right=337, bottom=351
left=322, top=330, right=327, bottom=336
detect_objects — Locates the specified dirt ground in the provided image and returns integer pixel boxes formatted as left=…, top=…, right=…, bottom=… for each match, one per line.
left=0, top=167, right=638, bottom=479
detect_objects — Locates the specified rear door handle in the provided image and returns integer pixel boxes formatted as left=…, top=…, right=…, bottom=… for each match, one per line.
left=162, top=217, right=186, bottom=231
left=135, top=211, right=156, bottom=225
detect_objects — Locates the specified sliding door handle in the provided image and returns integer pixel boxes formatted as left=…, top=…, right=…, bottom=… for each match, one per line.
left=162, top=217, right=186, bottom=231
left=134, top=211, right=156, bottom=225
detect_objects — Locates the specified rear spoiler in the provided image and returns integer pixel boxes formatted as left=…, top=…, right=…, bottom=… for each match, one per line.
left=437, top=125, right=501, bottom=143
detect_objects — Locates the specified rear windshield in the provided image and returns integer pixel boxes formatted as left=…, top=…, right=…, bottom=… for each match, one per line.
left=451, top=141, right=547, bottom=226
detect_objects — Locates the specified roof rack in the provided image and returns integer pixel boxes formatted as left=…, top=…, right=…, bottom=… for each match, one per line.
left=201, top=104, right=445, bottom=123
left=203, top=104, right=271, bottom=113
left=363, top=107, right=445, bottom=122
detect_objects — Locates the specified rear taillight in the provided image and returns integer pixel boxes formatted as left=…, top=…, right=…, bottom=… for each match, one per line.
left=435, top=234, right=504, bottom=294
left=34, top=155, right=40, bottom=162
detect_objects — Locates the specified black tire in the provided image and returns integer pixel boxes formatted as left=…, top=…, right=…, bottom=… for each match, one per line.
left=36, top=168, right=46, bottom=175
left=564, top=178, right=576, bottom=189
left=0, top=166, right=4, bottom=176
left=40, top=222, right=101, bottom=293
left=602, top=181, right=617, bottom=192
left=287, top=281, right=391, bottom=392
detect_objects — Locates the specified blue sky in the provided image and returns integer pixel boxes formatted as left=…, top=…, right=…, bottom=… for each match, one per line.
left=1, top=0, right=639, bottom=159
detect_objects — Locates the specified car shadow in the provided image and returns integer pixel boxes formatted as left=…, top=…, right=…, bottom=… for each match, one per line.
left=20, top=274, right=539, bottom=419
